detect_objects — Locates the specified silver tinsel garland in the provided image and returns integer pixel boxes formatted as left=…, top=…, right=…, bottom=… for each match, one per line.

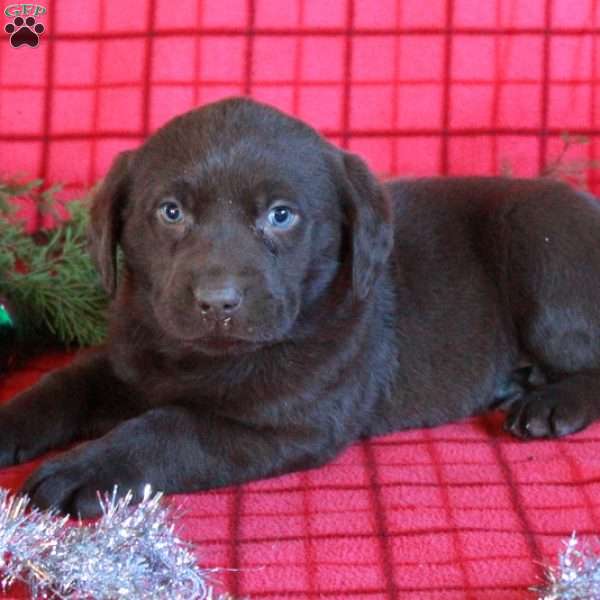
left=0, top=485, right=232, bottom=599
left=1, top=482, right=598, bottom=600
left=536, top=532, right=600, bottom=599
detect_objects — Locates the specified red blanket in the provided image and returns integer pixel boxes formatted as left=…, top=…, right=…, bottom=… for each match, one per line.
left=2, top=354, right=599, bottom=599
left=0, top=0, right=598, bottom=194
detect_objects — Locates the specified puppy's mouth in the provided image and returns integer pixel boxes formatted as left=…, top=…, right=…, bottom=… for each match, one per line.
left=181, top=334, right=261, bottom=356
left=170, top=316, right=261, bottom=354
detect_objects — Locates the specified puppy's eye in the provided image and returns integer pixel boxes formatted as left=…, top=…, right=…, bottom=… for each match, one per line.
left=267, top=205, right=296, bottom=229
left=159, top=201, right=184, bottom=224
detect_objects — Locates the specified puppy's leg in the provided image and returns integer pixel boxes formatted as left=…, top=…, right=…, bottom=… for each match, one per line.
left=0, top=349, right=144, bottom=467
left=21, top=406, right=331, bottom=517
left=503, top=187, right=600, bottom=438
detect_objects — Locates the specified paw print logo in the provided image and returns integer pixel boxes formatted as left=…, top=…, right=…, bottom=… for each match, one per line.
left=4, top=16, right=45, bottom=48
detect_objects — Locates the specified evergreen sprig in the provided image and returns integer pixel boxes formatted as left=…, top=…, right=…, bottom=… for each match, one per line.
left=0, top=180, right=109, bottom=348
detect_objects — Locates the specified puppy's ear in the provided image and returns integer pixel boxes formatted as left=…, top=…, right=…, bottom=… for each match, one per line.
left=88, top=151, right=133, bottom=296
left=335, top=151, right=394, bottom=301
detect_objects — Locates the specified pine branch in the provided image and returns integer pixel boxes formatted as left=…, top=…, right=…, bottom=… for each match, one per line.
left=0, top=179, right=109, bottom=348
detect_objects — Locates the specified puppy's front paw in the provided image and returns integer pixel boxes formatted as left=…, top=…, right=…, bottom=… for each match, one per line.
left=21, top=443, right=143, bottom=518
left=0, top=408, right=49, bottom=468
left=504, top=389, right=589, bottom=439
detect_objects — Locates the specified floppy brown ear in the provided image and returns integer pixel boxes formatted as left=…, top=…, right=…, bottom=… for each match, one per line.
left=88, top=151, right=133, bottom=296
left=336, top=151, right=394, bottom=301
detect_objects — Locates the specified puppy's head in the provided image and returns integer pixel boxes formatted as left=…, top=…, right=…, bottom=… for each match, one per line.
left=89, top=98, right=393, bottom=355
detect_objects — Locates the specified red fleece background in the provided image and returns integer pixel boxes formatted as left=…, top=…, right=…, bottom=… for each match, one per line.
left=1, top=1, right=600, bottom=598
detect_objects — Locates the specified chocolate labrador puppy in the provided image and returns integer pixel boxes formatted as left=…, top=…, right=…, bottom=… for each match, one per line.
left=2, top=97, right=600, bottom=517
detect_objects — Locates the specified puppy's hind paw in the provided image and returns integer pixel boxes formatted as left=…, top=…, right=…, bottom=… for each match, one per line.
left=504, top=389, right=590, bottom=439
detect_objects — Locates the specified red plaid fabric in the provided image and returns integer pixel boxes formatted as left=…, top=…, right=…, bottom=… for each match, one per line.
left=1, top=1, right=600, bottom=598
left=3, top=354, right=600, bottom=599
left=0, top=1, right=598, bottom=191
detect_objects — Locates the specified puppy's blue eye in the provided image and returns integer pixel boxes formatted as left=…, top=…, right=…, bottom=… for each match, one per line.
left=267, top=205, right=296, bottom=229
left=159, top=201, right=183, bottom=224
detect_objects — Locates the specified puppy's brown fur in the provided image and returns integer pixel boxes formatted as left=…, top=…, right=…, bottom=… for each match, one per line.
left=2, top=98, right=600, bottom=517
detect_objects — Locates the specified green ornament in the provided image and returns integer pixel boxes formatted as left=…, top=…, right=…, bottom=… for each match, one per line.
left=0, top=299, right=16, bottom=374
left=0, top=303, right=14, bottom=327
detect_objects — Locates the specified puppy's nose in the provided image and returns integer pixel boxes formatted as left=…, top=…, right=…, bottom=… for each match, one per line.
left=194, top=285, right=243, bottom=317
